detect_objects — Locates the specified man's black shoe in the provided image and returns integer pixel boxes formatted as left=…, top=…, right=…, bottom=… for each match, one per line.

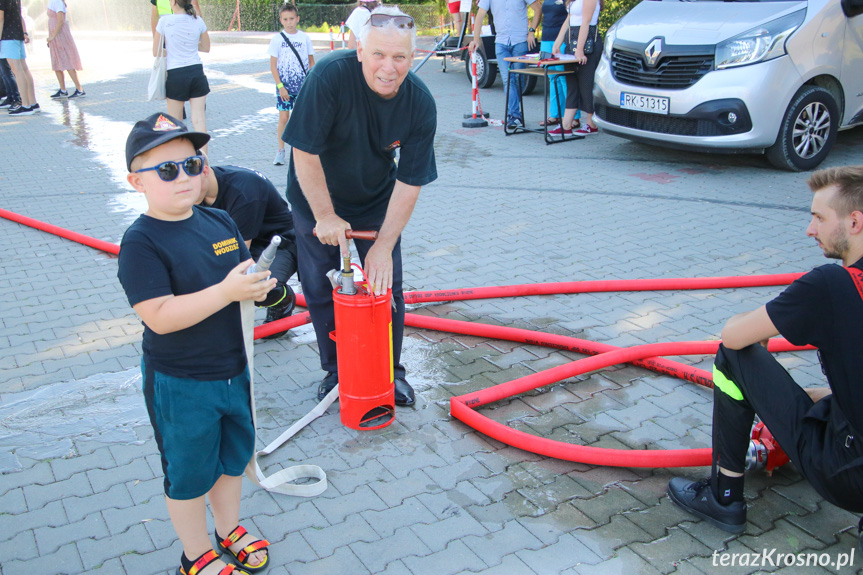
left=394, top=377, right=415, bottom=407
left=262, top=285, right=296, bottom=340
left=317, top=371, right=338, bottom=401
left=667, top=477, right=746, bottom=533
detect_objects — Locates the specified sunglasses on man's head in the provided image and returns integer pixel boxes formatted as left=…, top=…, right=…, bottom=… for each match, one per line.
left=135, top=155, right=205, bottom=182
left=369, top=13, right=415, bottom=29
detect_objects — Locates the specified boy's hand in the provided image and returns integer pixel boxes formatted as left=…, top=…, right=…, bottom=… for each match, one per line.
left=279, top=87, right=290, bottom=102
left=222, top=260, right=278, bottom=302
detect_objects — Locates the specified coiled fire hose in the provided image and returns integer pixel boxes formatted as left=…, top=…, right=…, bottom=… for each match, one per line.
left=1, top=208, right=811, bottom=471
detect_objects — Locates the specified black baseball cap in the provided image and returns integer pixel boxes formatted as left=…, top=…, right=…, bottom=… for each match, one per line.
left=125, top=113, right=210, bottom=172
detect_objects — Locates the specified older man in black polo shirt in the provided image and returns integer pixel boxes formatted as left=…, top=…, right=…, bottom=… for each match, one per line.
left=283, top=6, right=437, bottom=407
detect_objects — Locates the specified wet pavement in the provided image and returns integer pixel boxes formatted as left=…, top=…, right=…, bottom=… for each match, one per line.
left=2, top=29, right=863, bottom=575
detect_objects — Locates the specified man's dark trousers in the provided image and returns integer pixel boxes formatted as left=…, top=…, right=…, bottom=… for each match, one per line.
left=293, top=211, right=406, bottom=380
left=713, top=343, right=863, bottom=512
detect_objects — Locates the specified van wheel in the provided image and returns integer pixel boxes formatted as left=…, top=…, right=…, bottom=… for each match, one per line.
left=766, top=85, right=839, bottom=172
left=521, top=75, right=538, bottom=96
left=464, top=49, right=497, bottom=88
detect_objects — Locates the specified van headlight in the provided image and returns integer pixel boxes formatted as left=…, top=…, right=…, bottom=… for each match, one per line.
left=603, top=22, right=618, bottom=60
left=715, top=9, right=805, bottom=69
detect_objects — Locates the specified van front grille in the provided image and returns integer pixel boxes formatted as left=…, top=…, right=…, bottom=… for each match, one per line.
left=596, top=103, right=724, bottom=137
left=611, top=49, right=713, bottom=90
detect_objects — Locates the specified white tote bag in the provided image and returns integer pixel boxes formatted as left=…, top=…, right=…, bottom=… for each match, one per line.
left=148, top=42, right=167, bottom=102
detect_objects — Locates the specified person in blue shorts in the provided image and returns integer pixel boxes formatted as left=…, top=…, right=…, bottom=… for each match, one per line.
left=268, top=2, right=315, bottom=166
left=118, top=113, right=274, bottom=575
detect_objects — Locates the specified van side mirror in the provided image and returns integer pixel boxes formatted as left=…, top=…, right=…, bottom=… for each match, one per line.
left=842, top=0, right=863, bottom=17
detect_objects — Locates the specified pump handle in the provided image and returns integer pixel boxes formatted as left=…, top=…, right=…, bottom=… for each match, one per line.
left=312, top=229, right=379, bottom=241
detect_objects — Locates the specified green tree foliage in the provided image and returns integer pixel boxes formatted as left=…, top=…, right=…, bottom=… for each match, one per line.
left=598, top=0, right=641, bottom=34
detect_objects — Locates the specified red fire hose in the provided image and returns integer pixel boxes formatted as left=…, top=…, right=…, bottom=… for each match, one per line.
left=2, top=209, right=813, bottom=468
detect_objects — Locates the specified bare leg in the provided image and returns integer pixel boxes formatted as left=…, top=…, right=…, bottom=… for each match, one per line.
left=165, top=495, right=233, bottom=572
left=208, top=475, right=266, bottom=567
left=166, top=98, right=185, bottom=120
left=276, top=110, right=289, bottom=150
left=189, top=95, right=208, bottom=154
left=68, top=69, right=83, bottom=92
left=54, top=70, right=66, bottom=91
left=561, top=107, right=578, bottom=130
left=8, top=59, right=35, bottom=107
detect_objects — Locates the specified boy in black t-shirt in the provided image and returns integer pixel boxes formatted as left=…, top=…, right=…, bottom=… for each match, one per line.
left=668, top=166, right=863, bottom=541
left=118, top=113, right=273, bottom=575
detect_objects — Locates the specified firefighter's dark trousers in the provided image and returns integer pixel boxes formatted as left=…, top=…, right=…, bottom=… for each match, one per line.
left=713, top=344, right=863, bottom=512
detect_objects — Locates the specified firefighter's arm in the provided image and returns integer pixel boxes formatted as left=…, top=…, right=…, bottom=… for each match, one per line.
left=292, top=148, right=350, bottom=256
left=720, top=306, right=780, bottom=350
left=364, top=181, right=420, bottom=296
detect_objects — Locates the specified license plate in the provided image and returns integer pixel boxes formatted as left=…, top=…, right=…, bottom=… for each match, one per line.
left=620, top=92, right=670, bottom=115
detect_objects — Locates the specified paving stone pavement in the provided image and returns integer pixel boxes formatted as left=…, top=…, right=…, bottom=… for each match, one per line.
left=2, top=29, right=863, bottom=575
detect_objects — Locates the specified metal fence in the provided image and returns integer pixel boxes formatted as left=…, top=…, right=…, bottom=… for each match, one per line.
left=38, top=0, right=441, bottom=33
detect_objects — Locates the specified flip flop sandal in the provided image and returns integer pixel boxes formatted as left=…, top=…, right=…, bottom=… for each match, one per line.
left=538, top=117, right=561, bottom=127
left=217, top=525, right=271, bottom=573
left=178, top=549, right=250, bottom=575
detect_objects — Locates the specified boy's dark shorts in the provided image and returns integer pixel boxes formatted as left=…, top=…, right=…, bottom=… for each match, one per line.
left=142, top=360, right=255, bottom=500
left=276, top=89, right=298, bottom=112
left=166, top=63, right=210, bottom=101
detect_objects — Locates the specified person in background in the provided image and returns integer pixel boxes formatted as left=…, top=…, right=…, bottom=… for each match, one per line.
left=0, top=56, right=20, bottom=109
left=150, top=0, right=201, bottom=37
left=345, top=0, right=380, bottom=50
left=0, top=0, right=38, bottom=115
left=268, top=2, right=315, bottom=166
left=154, top=0, right=210, bottom=153
left=549, top=0, right=600, bottom=136
left=469, top=0, right=542, bottom=130
left=538, top=0, right=577, bottom=129
left=46, top=0, right=85, bottom=99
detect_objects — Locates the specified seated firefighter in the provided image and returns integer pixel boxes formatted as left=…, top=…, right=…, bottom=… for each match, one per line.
left=197, top=155, right=298, bottom=335
left=667, top=166, right=863, bottom=540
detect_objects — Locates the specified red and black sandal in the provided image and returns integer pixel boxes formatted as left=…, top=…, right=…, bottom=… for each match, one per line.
left=216, top=525, right=271, bottom=573
left=177, top=549, right=250, bottom=575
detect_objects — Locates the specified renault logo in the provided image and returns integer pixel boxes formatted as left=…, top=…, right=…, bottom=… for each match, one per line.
left=645, top=38, right=663, bottom=67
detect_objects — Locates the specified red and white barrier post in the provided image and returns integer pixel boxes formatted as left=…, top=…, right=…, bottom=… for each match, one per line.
left=462, top=50, right=489, bottom=128
left=329, top=26, right=335, bottom=51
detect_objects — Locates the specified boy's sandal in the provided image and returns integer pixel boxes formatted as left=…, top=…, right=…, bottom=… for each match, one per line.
left=177, top=549, right=251, bottom=575
left=217, top=525, right=271, bottom=573
left=538, top=117, right=560, bottom=127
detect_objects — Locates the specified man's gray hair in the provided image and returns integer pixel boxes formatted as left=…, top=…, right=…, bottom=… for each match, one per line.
left=357, top=6, right=416, bottom=52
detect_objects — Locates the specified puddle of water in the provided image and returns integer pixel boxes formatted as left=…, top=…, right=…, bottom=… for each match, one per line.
left=211, top=109, right=277, bottom=140
left=0, top=368, right=148, bottom=473
left=45, top=99, right=146, bottom=219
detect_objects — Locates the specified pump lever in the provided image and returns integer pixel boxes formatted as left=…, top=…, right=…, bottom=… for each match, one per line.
left=312, top=229, right=379, bottom=241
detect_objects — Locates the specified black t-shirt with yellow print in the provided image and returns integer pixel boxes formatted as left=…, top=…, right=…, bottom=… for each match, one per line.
left=118, top=206, right=251, bottom=380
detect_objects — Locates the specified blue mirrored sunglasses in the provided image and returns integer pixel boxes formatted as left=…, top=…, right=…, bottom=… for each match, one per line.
left=134, top=155, right=204, bottom=182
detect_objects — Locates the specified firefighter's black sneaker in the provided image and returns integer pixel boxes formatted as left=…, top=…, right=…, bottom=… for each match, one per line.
left=317, top=371, right=338, bottom=401
left=261, top=285, right=295, bottom=340
left=667, top=477, right=746, bottom=533
left=394, top=377, right=415, bottom=407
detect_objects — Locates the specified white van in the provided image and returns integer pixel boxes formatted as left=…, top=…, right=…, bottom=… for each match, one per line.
left=592, top=0, right=863, bottom=171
